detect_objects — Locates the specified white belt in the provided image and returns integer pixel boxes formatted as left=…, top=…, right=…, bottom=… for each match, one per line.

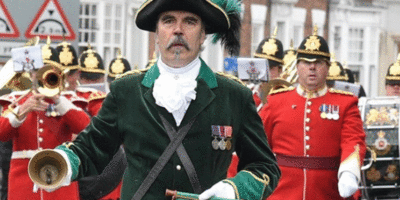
left=11, top=150, right=40, bottom=159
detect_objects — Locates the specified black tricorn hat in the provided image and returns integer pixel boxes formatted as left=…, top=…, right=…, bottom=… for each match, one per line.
left=135, top=0, right=242, bottom=56
left=108, top=50, right=131, bottom=79
left=254, top=28, right=284, bottom=68
left=56, top=40, right=79, bottom=70
left=79, top=44, right=106, bottom=74
left=297, top=26, right=330, bottom=62
left=41, top=36, right=62, bottom=68
left=327, top=53, right=348, bottom=81
left=385, top=54, right=400, bottom=85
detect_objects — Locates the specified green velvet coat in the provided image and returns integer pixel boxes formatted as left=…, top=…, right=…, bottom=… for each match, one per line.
left=59, top=59, right=281, bottom=200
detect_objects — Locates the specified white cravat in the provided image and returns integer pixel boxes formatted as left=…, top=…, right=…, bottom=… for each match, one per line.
left=153, top=57, right=201, bottom=126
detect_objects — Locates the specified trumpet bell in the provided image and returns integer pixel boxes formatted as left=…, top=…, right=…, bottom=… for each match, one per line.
left=28, top=150, right=68, bottom=190
left=36, top=65, right=65, bottom=97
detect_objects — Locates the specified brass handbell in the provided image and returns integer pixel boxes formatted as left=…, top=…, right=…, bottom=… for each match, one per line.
left=28, top=150, right=69, bottom=190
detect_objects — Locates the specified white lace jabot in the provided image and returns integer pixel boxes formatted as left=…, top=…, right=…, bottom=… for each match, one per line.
left=153, top=57, right=201, bottom=126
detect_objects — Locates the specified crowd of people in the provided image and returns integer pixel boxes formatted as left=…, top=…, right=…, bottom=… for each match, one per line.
left=0, top=0, right=400, bottom=199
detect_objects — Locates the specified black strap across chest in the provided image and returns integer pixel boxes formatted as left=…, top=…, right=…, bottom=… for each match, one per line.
left=131, top=115, right=200, bottom=200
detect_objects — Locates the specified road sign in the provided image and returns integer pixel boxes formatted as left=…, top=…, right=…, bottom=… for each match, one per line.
left=0, top=0, right=19, bottom=38
left=25, top=0, right=76, bottom=40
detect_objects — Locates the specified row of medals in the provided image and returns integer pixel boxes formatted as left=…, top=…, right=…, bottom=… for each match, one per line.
left=212, top=136, right=232, bottom=151
left=320, top=104, right=340, bottom=120
left=45, top=104, right=60, bottom=117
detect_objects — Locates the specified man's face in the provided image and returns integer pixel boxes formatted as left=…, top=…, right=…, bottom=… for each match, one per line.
left=269, top=65, right=282, bottom=80
left=156, top=10, right=206, bottom=68
left=386, top=83, right=400, bottom=96
left=296, top=59, right=329, bottom=91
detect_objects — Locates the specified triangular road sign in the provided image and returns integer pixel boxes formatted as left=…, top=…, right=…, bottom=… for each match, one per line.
left=25, top=0, right=76, bottom=40
left=0, top=0, right=19, bottom=38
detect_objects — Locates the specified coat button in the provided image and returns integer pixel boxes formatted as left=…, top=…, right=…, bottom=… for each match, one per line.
left=305, top=126, right=310, bottom=131
left=306, top=109, right=311, bottom=113
left=176, top=165, right=181, bottom=170
left=39, top=128, right=43, bottom=133
left=305, top=118, right=310, bottom=123
left=307, top=101, right=312, bottom=106
left=38, top=137, right=43, bottom=142
left=305, top=136, right=310, bottom=140
left=39, top=119, right=43, bottom=124
left=306, top=145, right=310, bottom=150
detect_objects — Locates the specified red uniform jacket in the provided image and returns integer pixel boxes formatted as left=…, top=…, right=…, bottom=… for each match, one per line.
left=76, top=87, right=106, bottom=117
left=0, top=91, right=90, bottom=200
left=259, top=86, right=366, bottom=200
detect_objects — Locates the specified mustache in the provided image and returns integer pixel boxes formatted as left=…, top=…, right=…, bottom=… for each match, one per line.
left=167, top=36, right=190, bottom=51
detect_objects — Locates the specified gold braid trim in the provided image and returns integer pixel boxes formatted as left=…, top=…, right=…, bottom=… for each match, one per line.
left=341, top=144, right=361, bottom=166
left=329, top=88, right=354, bottom=96
left=386, top=76, right=400, bottom=80
left=297, top=49, right=330, bottom=58
left=223, top=179, right=240, bottom=199
left=116, top=68, right=150, bottom=79
left=216, top=72, right=245, bottom=86
left=242, top=170, right=270, bottom=185
left=269, top=86, right=295, bottom=95
left=254, top=53, right=284, bottom=64
left=88, top=91, right=106, bottom=102
left=80, top=68, right=106, bottom=74
left=62, top=142, right=75, bottom=149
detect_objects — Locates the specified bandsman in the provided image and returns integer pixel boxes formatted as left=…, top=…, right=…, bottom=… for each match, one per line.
left=259, top=26, right=366, bottom=200
left=0, top=40, right=90, bottom=200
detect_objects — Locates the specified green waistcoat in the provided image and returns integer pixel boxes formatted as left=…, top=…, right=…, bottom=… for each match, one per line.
left=61, top=59, right=280, bottom=200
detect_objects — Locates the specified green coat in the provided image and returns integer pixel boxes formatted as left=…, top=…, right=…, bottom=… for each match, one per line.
left=59, top=59, right=280, bottom=200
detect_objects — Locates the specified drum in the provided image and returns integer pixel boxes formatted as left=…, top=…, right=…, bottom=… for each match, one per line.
left=358, top=97, right=400, bottom=199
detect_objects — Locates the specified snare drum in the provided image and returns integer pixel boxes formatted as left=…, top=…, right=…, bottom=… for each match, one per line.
left=359, top=97, right=400, bottom=199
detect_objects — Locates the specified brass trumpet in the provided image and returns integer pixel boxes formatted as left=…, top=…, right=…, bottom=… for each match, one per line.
left=6, top=64, right=66, bottom=118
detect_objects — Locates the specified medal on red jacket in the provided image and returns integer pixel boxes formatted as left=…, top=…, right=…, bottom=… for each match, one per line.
left=326, top=104, right=333, bottom=120
left=319, top=104, right=327, bottom=119
left=332, top=105, right=339, bottom=120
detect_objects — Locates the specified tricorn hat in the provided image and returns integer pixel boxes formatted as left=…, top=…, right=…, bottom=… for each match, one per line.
left=254, top=27, right=284, bottom=68
left=135, top=0, right=242, bottom=56
left=385, top=53, right=400, bottom=85
left=108, top=49, right=131, bottom=80
left=297, top=25, right=330, bottom=62
left=79, top=44, right=105, bottom=74
left=56, top=40, right=80, bottom=71
left=41, top=36, right=62, bottom=68
left=327, top=53, right=348, bottom=81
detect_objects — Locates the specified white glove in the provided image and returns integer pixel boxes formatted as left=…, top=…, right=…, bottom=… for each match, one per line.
left=33, top=149, right=73, bottom=193
left=199, top=181, right=236, bottom=200
left=338, top=171, right=358, bottom=198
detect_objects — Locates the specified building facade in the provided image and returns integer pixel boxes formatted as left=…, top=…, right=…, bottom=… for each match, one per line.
left=76, top=0, right=399, bottom=97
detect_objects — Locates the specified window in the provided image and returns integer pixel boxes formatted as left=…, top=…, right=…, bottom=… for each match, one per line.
left=348, top=28, right=364, bottom=63
left=276, top=22, right=285, bottom=42
left=79, top=3, right=98, bottom=53
left=293, top=26, right=303, bottom=47
left=334, top=26, right=341, bottom=55
left=103, top=3, right=124, bottom=60
left=251, top=23, right=264, bottom=56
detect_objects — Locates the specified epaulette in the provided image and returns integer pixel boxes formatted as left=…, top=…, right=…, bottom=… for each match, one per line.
left=88, top=91, right=106, bottom=102
left=117, top=68, right=150, bottom=79
left=216, top=72, right=245, bottom=86
left=269, top=86, right=295, bottom=95
left=329, top=88, right=354, bottom=96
